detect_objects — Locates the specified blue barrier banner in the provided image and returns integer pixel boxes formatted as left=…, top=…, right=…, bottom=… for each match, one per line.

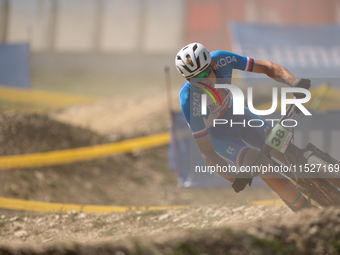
left=231, top=23, right=340, bottom=82
left=0, top=43, right=30, bottom=89
left=169, top=111, right=267, bottom=188
left=169, top=111, right=228, bottom=188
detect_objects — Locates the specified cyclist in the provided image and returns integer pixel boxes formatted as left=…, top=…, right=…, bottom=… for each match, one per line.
left=175, top=42, right=313, bottom=210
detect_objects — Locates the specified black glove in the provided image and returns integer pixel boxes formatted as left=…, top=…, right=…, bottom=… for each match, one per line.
left=232, top=172, right=253, bottom=193
left=293, top=78, right=311, bottom=99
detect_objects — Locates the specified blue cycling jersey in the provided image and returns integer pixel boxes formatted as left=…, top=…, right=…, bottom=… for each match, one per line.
left=179, top=51, right=254, bottom=139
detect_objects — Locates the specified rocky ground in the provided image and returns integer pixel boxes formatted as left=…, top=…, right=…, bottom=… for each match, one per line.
left=0, top=205, right=290, bottom=246
left=1, top=206, right=340, bottom=254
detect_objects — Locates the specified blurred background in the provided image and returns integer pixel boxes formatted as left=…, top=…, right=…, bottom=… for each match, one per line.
left=0, top=0, right=340, bottom=208
left=1, top=0, right=340, bottom=96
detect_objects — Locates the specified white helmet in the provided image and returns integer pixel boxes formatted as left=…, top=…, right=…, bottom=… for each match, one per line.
left=175, top=43, right=211, bottom=79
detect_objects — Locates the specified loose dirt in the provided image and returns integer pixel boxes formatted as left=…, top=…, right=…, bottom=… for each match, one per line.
left=1, top=206, right=340, bottom=254
left=49, top=91, right=178, bottom=139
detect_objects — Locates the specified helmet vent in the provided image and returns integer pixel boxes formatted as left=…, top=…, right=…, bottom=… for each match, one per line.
left=193, top=44, right=198, bottom=52
left=176, top=55, right=181, bottom=60
left=203, top=52, right=207, bottom=60
left=182, top=46, right=188, bottom=50
left=186, top=54, right=194, bottom=67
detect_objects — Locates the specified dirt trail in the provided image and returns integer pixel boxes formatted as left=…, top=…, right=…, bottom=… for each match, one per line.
left=1, top=206, right=340, bottom=255
left=49, top=91, right=179, bottom=139
left=0, top=204, right=291, bottom=246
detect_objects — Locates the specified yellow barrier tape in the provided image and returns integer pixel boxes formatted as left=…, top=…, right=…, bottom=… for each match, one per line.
left=251, top=199, right=285, bottom=207
left=0, top=132, right=170, bottom=170
left=0, top=197, right=285, bottom=213
left=0, top=197, right=188, bottom=213
left=0, top=85, right=96, bottom=108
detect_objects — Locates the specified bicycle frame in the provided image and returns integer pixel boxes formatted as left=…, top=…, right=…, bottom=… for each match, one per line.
left=249, top=104, right=340, bottom=206
left=250, top=103, right=312, bottom=175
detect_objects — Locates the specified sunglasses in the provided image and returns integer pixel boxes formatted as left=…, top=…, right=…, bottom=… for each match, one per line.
left=192, top=65, right=212, bottom=79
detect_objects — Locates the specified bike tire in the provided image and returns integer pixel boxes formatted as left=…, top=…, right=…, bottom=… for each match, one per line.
left=285, top=176, right=333, bottom=207
left=311, top=178, right=340, bottom=205
left=307, top=154, right=340, bottom=188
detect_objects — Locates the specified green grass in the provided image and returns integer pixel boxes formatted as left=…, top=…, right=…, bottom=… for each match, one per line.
left=173, top=243, right=203, bottom=255
left=329, top=239, right=340, bottom=253
left=251, top=236, right=297, bottom=255
left=92, top=220, right=107, bottom=229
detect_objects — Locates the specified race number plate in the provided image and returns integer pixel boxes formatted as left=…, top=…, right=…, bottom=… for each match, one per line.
left=265, top=124, right=293, bottom=153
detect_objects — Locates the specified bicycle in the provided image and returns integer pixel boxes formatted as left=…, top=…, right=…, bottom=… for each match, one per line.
left=238, top=103, right=340, bottom=211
